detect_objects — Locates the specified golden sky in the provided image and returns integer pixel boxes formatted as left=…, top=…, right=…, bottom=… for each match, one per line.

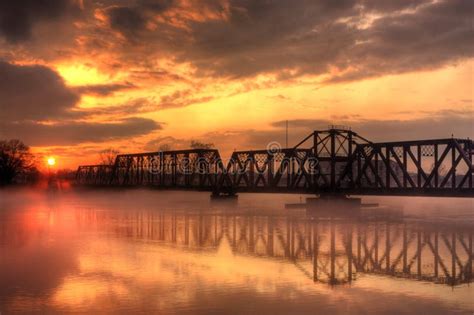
left=0, top=0, right=472, bottom=169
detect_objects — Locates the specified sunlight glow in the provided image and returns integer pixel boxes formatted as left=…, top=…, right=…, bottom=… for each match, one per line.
left=47, top=157, right=56, bottom=166
left=56, top=64, right=110, bottom=85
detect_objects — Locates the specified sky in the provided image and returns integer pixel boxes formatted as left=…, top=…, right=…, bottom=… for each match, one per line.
left=0, top=0, right=472, bottom=169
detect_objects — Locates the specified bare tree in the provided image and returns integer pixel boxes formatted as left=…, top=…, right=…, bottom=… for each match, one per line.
left=190, top=140, right=214, bottom=149
left=98, top=148, right=119, bottom=165
left=0, top=139, right=36, bottom=185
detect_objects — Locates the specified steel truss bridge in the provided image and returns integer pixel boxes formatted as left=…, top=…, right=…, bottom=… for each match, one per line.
left=76, top=128, right=474, bottom=197
left=76, top=209, right=473, bottom=286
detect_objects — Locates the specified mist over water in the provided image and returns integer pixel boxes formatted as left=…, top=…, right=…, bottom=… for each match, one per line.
left=0, top=189, right=473, bottom=314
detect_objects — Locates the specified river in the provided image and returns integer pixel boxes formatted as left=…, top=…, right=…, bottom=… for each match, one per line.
left=0, top=189, right=473, bottom=314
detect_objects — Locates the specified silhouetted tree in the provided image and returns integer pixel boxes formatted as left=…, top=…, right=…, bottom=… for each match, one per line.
left=0, top=139, right=36, bottom=185
left=98, top=148, right=119, bottom=165
left=190, top=140, right=214, bottom=149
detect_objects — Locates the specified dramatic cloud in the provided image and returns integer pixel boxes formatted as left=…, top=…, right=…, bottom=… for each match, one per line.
left=0, top=61, right=80, bottom=121
left=327, top=0, right=474, bottom=83
left=1, top=0, right=471, bottom=83
left=172, top=0, right=473, bottom=81
left=105, top=0, right=175, bottom=39
left=164, top=0, right=357, bottom=78
left=107, top=6, right=147, bottom=38
left=0, top=118, right=161, bottom=146
left=0, top=61, right=160, bottom=146
left=0, top=0, right=81, bottom=42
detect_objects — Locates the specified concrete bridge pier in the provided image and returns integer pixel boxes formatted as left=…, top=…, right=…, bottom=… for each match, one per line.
left=306, top=194, right=362, bottom=209
left=286, top=193, right=371, bottom=214
left=210, top=188, right=238, bottom=201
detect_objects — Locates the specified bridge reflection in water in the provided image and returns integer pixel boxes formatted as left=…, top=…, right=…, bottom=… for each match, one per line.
left=77, top=210, right=473, bottom=286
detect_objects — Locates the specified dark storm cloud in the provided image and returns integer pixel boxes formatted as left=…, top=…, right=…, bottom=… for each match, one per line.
left=0, top=118, right=161, bottom=146
left=175, top=0, right=359, bottom=78
left=0, top=61, right=161, bottom=146
left=168, top=0, right=473, bottom=81
left=0, top=61, right=80, bottom=121
left=107, top=6, right=147, bottom=37
left=326, top=0, right=474, bottom=83
left=106, top=0, right=175, bottom=38
left=0, top=0, right=81, bottom=42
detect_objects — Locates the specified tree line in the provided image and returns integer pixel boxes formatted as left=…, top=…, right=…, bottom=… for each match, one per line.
left=0, top=139, right=38, bottom=185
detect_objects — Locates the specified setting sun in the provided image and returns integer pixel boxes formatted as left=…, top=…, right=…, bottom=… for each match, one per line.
left=47, top=157, right=56, bottom=166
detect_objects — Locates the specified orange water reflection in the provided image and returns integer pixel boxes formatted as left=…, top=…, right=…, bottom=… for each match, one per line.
left=0, top=191, right=473, bottom=314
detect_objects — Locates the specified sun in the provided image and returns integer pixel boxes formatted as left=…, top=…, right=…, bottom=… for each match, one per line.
left=47, top=157, right=56, bottom=166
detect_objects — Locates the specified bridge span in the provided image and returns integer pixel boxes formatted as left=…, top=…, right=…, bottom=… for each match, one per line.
left=75, top=128, right=474, bottom=198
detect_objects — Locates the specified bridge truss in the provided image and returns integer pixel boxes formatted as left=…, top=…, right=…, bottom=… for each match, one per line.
left=75, top=128, right=474, bottom=197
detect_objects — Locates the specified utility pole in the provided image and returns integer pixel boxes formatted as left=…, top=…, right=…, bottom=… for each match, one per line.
left=286, top=120, right=288, bottom=148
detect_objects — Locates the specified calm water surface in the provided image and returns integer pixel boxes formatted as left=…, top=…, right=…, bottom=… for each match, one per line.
left=1, top=189, right=473, bottom=314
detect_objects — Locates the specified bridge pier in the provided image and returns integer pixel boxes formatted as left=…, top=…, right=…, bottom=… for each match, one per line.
left=210, top=188, right=238, bottom=201
left=286, top=194, right=371, bottom=214
left=304, top=195, right=363, bottom=216
left=307, top=194, right=362, bottom=209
